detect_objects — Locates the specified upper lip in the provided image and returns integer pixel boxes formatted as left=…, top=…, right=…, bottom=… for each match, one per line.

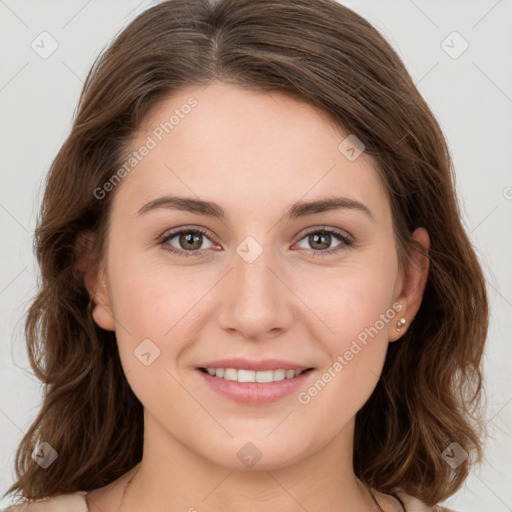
left=198, top=358, right=312, bottom=372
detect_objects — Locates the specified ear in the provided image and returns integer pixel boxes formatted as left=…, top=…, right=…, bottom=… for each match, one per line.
left=75, top=232, right=116, bottom=331
left=388, top=227, right=430, bottom=342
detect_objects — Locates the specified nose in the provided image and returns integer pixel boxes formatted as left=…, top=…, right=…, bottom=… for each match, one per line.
left=216, top=244, right=295, bottom=341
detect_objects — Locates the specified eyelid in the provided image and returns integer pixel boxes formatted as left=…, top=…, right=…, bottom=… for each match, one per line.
left=159, top=225, right=213, bottom=242
left=295, top=224, right=353, bottom=242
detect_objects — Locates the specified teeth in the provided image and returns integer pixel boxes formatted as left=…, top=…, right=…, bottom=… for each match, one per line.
left=273, top=369, right=285, bottom=381
left=238, top=369, right=256, bottom=382
left=256, top=370, right=274, bottom=383
left=224, top=368, right=238, bottom=381
left=204, top=367, right=306, bottom=383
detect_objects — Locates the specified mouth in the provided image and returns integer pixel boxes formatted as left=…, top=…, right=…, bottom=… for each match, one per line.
left=195, top=360, right=316, bottom=404
left=198, top=367, right=314, bottom=383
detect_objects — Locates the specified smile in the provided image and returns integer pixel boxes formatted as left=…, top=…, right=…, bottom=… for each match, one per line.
left=199, top=367, right=309, bottom=383
left=196, top=366, right=315, bottom=404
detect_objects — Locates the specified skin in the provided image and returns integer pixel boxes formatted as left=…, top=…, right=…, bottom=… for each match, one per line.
left=82, top=81, right=430, bottom=512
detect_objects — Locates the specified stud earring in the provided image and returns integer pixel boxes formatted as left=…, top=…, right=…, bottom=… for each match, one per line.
left=397, top=317, right=406, bottom=331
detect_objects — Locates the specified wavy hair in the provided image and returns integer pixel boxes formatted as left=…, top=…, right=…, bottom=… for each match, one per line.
left=5, top=0, right=488, bottom=506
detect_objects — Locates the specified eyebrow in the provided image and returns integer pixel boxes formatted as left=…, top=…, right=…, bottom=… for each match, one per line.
left=136, top=195, right=374, bottom=221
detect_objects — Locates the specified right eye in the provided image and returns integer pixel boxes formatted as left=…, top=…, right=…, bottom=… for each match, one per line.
left=160, top=227, right=216, bottom=257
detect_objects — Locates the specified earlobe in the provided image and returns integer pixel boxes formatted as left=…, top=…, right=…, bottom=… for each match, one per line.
left=75, top=232, right=116, bottom=332
left=389, top=227, right=430, bottom=342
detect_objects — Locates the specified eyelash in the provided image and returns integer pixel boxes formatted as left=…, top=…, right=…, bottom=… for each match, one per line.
left=159, top=226, right=353, bottom=258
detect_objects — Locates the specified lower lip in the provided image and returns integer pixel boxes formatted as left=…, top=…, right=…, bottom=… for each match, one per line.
left=196, top=369, right=314, bottom=405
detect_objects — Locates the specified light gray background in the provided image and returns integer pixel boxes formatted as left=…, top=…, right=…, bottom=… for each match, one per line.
left=1, top=0, right=511, bottom=510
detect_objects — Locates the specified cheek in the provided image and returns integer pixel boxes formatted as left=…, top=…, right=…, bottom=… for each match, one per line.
left=292, top=252, right=398, bottom=406
left=294, top=252, right=398, bottom=346
left=104, top=248, right=209, bottom=373
left=108, top=245, right=211, bottom=330
left=105, top=255, right=210, bottom=413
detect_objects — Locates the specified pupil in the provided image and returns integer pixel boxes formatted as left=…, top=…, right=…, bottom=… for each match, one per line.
left=181, top=232, right=201, bottom=250
left=311, top=233, right=330, bottom=250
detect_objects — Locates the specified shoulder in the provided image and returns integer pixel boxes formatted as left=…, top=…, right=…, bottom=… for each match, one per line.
left=396, top=491, right=460, bottom=512
left=1, top=491, right=88, bottom=512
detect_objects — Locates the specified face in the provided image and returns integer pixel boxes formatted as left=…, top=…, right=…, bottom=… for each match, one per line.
left=88, top=81, right=428, bottom=472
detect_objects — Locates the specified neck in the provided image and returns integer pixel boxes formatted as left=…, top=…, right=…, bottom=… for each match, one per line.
left=120, top=411, right=387, bottom=512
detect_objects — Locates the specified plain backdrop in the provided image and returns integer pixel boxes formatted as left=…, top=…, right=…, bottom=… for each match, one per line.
left=1, top=0, right=511, bottom=510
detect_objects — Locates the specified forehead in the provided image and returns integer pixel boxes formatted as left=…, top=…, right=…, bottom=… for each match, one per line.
left=114, top=82, right=390, bottom=223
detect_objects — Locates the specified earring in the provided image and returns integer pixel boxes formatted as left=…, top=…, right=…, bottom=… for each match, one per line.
left=397, top=317, right=406, bottom=331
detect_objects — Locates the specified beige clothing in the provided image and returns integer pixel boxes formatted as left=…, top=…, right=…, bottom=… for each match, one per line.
left=1, top=490, right=458, bottom=511
left=1, top=492, right=88, bottom=511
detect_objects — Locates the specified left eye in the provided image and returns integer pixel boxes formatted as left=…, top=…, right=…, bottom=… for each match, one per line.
left=295, top=228, right=352, bottom=254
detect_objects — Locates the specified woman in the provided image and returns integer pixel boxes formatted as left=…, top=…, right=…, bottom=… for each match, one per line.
left=2, top=0, right=487, bottom=511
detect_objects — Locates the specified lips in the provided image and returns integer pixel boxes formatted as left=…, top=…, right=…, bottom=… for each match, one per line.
left=197, top=358, right=311, bottom=372
left=196, top=358, right=315, bottom=404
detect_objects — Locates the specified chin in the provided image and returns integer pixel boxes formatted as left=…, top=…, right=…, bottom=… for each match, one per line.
left=201, top=434, right=315, bottom=472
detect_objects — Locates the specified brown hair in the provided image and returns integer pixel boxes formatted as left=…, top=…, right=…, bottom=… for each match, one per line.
left=5, top=0, right=488, bottom=506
